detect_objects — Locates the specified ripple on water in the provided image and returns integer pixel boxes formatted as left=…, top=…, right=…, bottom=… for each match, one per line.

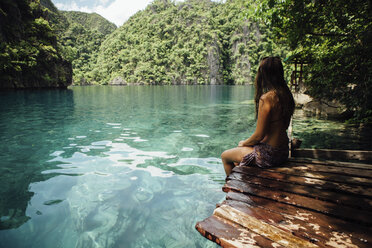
left=106, top=123, right=121, bottom=126
left=181, top=147, right=193, bottom=151
left=91, top=140, right=112, bottom=146
left=194, top=134, right=209, bottom=138
left=50, top=151, right=65, bottom=156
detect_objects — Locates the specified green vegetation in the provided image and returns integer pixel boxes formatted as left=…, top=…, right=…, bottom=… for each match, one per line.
left=62, top=11, right=116, bottom=36
left=0, top=0, right=72, bottom=88
left=93, top=0, right=288, bottom=85
left=55, top=11, right=116, bottom=84
left=254, top=0, right=371, bottom=122
left=42, top=1, right=117, bottom=84
left=0, top=0, right=116, bottom=87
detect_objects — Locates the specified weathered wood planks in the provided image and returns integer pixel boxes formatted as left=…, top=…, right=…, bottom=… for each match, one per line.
left=292, top=148, right=372, bottom=163
left=196, top=158, right=372, bottom=248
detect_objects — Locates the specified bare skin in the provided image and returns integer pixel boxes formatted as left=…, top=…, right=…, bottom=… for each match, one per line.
left=221, top=91, right=290, bottom=176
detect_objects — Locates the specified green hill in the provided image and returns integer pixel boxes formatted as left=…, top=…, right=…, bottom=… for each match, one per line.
left=58, top=11, right=117, bottom=84
left=0, top=0, right=285, bottom=87
left=61, top=11, right=116, bottom=36
left=92, top=0, right=287, bottom=85
left=39, top=1, right=117, bottom=85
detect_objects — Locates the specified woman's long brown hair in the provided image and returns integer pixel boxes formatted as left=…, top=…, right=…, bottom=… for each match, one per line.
left=254, top=57, right=295, bottom=127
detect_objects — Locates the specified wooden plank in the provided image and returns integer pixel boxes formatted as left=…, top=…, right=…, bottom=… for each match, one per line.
left=265, top=167, right=372, bottom=186
left=232, top=166, right=372, bottom=198
left=195, top=215, right=285, bottom=248
left=223, top=179, right=372, bottom=226
left=219, top=199, right=335, bottom=248
left=222, top=199, right=367, bottom=248
left=293, top=148, right=372, bottom=163
left=225, top=191, right=372, bottom=237
left=214, top=205, right=320, bottom=248
left=219, top=199, right=326, bottom=246
left=223, top=193, right=371, bottom=248
left=288, top=157, right=372, bottom=170
left=284, top=163, right=372, bottom=179
left=196, top=157, right=372, bottom=248
left=227, top=172, right=372, bottom=210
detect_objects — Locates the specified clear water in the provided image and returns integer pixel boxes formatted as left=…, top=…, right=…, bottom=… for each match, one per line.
left=0, top=86, right=370, bottom=248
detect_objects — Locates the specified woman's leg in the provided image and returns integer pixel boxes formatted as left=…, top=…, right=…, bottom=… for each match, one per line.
left=221, top=146, right=254, bottom=176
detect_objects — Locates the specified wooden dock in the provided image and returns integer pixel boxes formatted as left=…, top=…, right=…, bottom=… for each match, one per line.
left=195, top=150, right=372, bottom=247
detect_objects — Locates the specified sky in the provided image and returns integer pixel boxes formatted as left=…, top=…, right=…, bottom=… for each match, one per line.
left=51, top=0, right=153, bottom=27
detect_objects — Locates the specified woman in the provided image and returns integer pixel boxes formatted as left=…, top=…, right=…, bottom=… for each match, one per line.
left=221, top=57, right=295, bottom=176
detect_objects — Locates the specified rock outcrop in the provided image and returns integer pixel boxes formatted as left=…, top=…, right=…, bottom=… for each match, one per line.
left=293, top=91, right=348, bottom=118
left=109, top=77, right=127, bottom=86
left=207, top=39, right=223, bottom=85
left=303, top=100, right=348, bottom=118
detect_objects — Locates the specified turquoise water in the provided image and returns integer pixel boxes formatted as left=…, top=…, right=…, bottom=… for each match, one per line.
left=0, top=86, right=370, bottom=248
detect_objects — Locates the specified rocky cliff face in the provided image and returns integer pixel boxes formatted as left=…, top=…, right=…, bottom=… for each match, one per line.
left=0, top=0, right=72, bottom=89
left=207, top=38, right=223, bottom=85
left=231, top=21, right=254, bottom=85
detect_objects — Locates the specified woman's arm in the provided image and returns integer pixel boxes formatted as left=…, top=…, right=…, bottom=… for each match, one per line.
left=239, top=97, right=271, bottom=147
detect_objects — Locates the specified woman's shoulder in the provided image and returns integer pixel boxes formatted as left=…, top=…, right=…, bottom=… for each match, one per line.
left=260, top=91, right=279, bottom=104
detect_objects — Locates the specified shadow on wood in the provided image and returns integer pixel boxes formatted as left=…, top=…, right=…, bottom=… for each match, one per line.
left=293, top=148, right=372, bottom=163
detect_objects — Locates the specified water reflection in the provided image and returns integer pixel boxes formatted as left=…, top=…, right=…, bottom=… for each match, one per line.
left=0, top=89, right=75, bottom=230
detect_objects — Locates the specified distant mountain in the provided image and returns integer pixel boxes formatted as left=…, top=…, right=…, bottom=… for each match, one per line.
left=61, top=11, right=116, bottom=36
left=0, top=0, right=72, bottom=89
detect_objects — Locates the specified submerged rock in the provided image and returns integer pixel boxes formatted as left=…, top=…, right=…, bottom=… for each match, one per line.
left=293, top=92, right=313, bottom=107
left=303, top=99, right=347, bottom=118
left=293, top=92, right=348, bottom=119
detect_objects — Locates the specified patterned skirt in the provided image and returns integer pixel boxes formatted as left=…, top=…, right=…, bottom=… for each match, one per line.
left=239, top=142, right=289, bottom=168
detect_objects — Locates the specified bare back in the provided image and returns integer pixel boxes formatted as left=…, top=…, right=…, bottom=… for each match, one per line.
left=260, top=91, right=290, bottom=149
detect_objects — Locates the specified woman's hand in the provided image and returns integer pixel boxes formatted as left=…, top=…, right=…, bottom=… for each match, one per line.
left=238, top=140, right=245, bottom=147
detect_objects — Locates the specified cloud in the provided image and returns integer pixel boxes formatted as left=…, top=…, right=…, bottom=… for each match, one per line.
left=55, top=0, right=152, bottom=27
left=55, top=0, right=223, bottom=27
left=95, top=0, right=151, bottom=26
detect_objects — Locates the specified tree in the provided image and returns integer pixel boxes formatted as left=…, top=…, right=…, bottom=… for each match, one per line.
left=0, top=0, right=72, bottom=88
left=263, top=0, right=372, bottom=122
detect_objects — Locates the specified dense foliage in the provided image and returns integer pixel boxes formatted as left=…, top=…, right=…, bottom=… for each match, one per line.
left=62, top=11, right=116, bottom=36
left=41, top=2, right=117, bottom=84
left=256, top=0, right=372, bottom=122
left=0, top=0, right=72, bottom=88
left=56, top=12, right=116, bottom=84
left=93, top=0, right=289, bottom=85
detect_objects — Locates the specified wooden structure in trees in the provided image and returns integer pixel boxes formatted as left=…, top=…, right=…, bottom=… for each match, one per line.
left=290, top=58, right=304, bottom=92
left=195, top=149, right=372, bottom=247
left=285, top=55, right=309, bottom=92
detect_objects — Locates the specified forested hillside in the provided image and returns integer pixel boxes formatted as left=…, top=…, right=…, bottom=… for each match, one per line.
left=41, top=0, right=117, bottom=84
left=0, top=0, right=72, bottom=89
left=62, top=11, right=116, bottom=36
left=56, top=11, right=116, bottom=84
left=93, top=0, right=288, bottom=85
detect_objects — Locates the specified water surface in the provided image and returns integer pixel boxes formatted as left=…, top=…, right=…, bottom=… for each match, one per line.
left=0, top=86, right=369, bottom=248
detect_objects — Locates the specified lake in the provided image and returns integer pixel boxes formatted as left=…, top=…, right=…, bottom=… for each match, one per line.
left=0, top=86, right=370, bottom=248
